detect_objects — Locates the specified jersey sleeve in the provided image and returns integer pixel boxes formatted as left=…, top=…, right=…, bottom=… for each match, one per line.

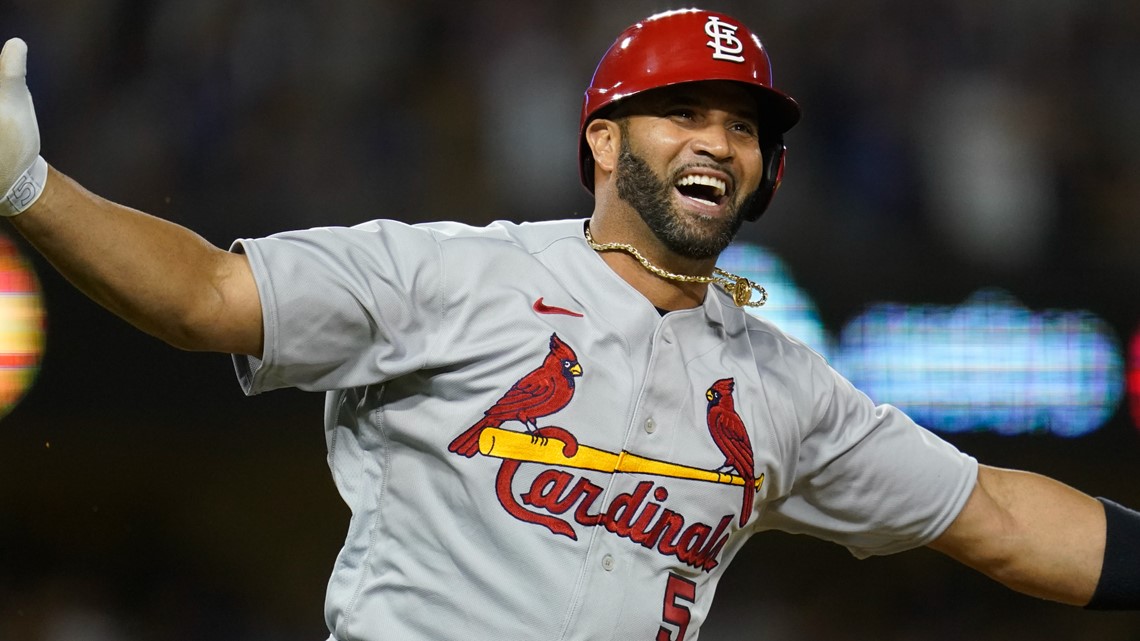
left=757, top=357, right=978, bottom=559
left=230, top=220, right=443, bottom=394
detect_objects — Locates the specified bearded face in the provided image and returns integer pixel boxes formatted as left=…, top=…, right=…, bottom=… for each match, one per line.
left=614, top=127, right=762, bottom=260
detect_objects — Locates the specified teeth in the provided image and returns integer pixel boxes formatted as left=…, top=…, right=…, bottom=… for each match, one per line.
left=675, top=174, right=727, bottom=198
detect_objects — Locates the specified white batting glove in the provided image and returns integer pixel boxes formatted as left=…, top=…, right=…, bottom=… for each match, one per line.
left=0, top=38, right=47, bottom=217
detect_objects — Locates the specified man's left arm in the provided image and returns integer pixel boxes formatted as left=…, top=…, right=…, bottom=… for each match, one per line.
left=928, top=464, right=1114, bottom=606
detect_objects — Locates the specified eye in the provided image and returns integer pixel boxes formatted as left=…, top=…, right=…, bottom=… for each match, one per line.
left=730, top=121, right=758, bottom=138
left=563, top=360, right=572, bottom=368
left=667, top=108, right=697, bottom=122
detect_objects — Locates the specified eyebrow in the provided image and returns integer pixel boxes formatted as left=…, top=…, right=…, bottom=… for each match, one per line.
left=663, top=93, right=760, bottom=124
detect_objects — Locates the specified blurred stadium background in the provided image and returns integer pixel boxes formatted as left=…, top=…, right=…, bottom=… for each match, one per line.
left=3, top=0, right=1140, bottom=639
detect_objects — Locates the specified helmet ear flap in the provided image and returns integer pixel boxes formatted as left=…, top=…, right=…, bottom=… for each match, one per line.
left=745, top=136, right=786, bottom=221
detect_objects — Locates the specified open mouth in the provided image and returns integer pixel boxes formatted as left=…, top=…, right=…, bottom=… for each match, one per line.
left=675, top=174, right=729, bottom=207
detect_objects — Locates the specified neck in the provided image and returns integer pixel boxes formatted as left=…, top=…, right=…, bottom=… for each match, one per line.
left=585, top=201, right=768, bottom=310
left=585, top=215, right=714, bottom=311
left=605, top=251, right=710, bottom=311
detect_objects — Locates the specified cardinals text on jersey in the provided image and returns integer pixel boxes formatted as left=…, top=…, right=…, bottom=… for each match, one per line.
left=448, top=334, right=763, bottom=573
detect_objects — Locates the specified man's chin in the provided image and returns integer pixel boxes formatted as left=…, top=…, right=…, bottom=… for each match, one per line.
left=672, top=211, right=741, bottom=254
left=658, top=223, right=736, bottom=260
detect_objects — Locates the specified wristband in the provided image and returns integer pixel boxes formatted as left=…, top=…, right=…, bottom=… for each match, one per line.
left=1086, top=498, right=1140, bottom=610
left=0, top=155, right=47, bottom=217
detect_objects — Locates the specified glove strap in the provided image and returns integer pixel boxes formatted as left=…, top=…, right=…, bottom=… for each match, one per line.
left=1, top=155, right=47, bottom=217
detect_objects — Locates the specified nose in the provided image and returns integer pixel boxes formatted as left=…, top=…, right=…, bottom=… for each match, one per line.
left=689, top=122, right=733, bottom=161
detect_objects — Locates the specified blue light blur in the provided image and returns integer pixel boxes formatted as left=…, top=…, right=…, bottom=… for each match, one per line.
left=833, top=289, right=1124, bottom=437
left=718, top=242, right=833, bottom=360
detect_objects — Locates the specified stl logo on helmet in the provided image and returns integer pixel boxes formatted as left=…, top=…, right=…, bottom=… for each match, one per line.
left=704, top=16, right=745, bottom=63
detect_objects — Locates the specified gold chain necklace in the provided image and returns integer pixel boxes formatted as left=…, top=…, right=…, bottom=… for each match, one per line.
left=584, top=225, right=767, bottom=308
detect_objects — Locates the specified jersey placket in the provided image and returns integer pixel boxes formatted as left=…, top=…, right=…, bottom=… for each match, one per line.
left=556, top=313, right=699, bottom=641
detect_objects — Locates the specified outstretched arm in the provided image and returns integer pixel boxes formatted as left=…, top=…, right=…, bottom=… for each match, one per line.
left=928, top=464, right=1106, bottom=606
left=0, top=39, right=262, bottom=356
left=13, top=167, right=263, bottom=355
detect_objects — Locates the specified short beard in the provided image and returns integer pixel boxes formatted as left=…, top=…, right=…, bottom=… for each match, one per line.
left=614, top=134, right=751, bottom=260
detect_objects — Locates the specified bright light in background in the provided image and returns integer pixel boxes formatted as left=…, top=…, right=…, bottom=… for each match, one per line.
left=719, top=246, right=1126, bottom=438
left=719, top=242, right=832, bottom=359
left=833, top=289, right=1123, bottom=437
left=0, top=233, right=45, bottom=420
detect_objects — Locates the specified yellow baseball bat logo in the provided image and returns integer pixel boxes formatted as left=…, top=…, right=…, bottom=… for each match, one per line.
left=478, top=427, right=764, bottom=490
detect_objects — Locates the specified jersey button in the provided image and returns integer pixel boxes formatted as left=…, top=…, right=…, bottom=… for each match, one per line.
left=602, top=554, right=615, bottom=571
left=644, top=418, right=656, bottom=434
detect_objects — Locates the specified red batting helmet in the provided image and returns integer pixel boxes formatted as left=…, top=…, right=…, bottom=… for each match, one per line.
left=579, top=9, right=801, bottom=220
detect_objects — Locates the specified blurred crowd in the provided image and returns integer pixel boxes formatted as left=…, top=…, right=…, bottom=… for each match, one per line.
left=3, top=0, right=1140, bottom=639
left=10, top=0, right=1140, bottom=281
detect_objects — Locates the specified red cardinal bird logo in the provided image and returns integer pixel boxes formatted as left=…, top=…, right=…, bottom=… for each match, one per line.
left=706, top=378, right=756, bottom=527
left=448, top=333, right=583, bottom=458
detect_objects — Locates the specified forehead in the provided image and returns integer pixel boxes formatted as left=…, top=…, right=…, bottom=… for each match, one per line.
left=621, top=81, right=759, bottom=120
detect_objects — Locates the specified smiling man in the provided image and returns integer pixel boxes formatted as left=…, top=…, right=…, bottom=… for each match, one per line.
left=1, top=8, right=1137, bottom=641
left=585, top=82, right=768, bottom=308
left=607, top=83, right=762, bottom=257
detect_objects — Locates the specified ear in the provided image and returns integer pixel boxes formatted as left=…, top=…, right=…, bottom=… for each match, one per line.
left=585, top=118, right=621, bottom=180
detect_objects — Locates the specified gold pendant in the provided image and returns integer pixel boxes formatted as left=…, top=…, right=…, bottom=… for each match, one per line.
left=731, top=278, right=754, bottom=307
left=718, top=272, right=767, bottom=308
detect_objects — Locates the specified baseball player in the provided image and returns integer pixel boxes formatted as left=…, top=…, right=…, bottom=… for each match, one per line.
left=1, top=8, right=1138, bottom=640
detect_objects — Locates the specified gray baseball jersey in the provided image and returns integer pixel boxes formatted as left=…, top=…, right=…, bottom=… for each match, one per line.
left=231, top=218, right=977, bottom=641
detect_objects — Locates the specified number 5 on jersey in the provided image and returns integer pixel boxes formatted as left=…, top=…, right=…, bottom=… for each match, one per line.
left=657, top=572, right=697, bottom=641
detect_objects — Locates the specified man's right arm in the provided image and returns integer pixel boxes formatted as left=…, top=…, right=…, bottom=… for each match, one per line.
left=0, top=38, right=263, bottom=357
left=11, top=166, right=264, bottom=356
